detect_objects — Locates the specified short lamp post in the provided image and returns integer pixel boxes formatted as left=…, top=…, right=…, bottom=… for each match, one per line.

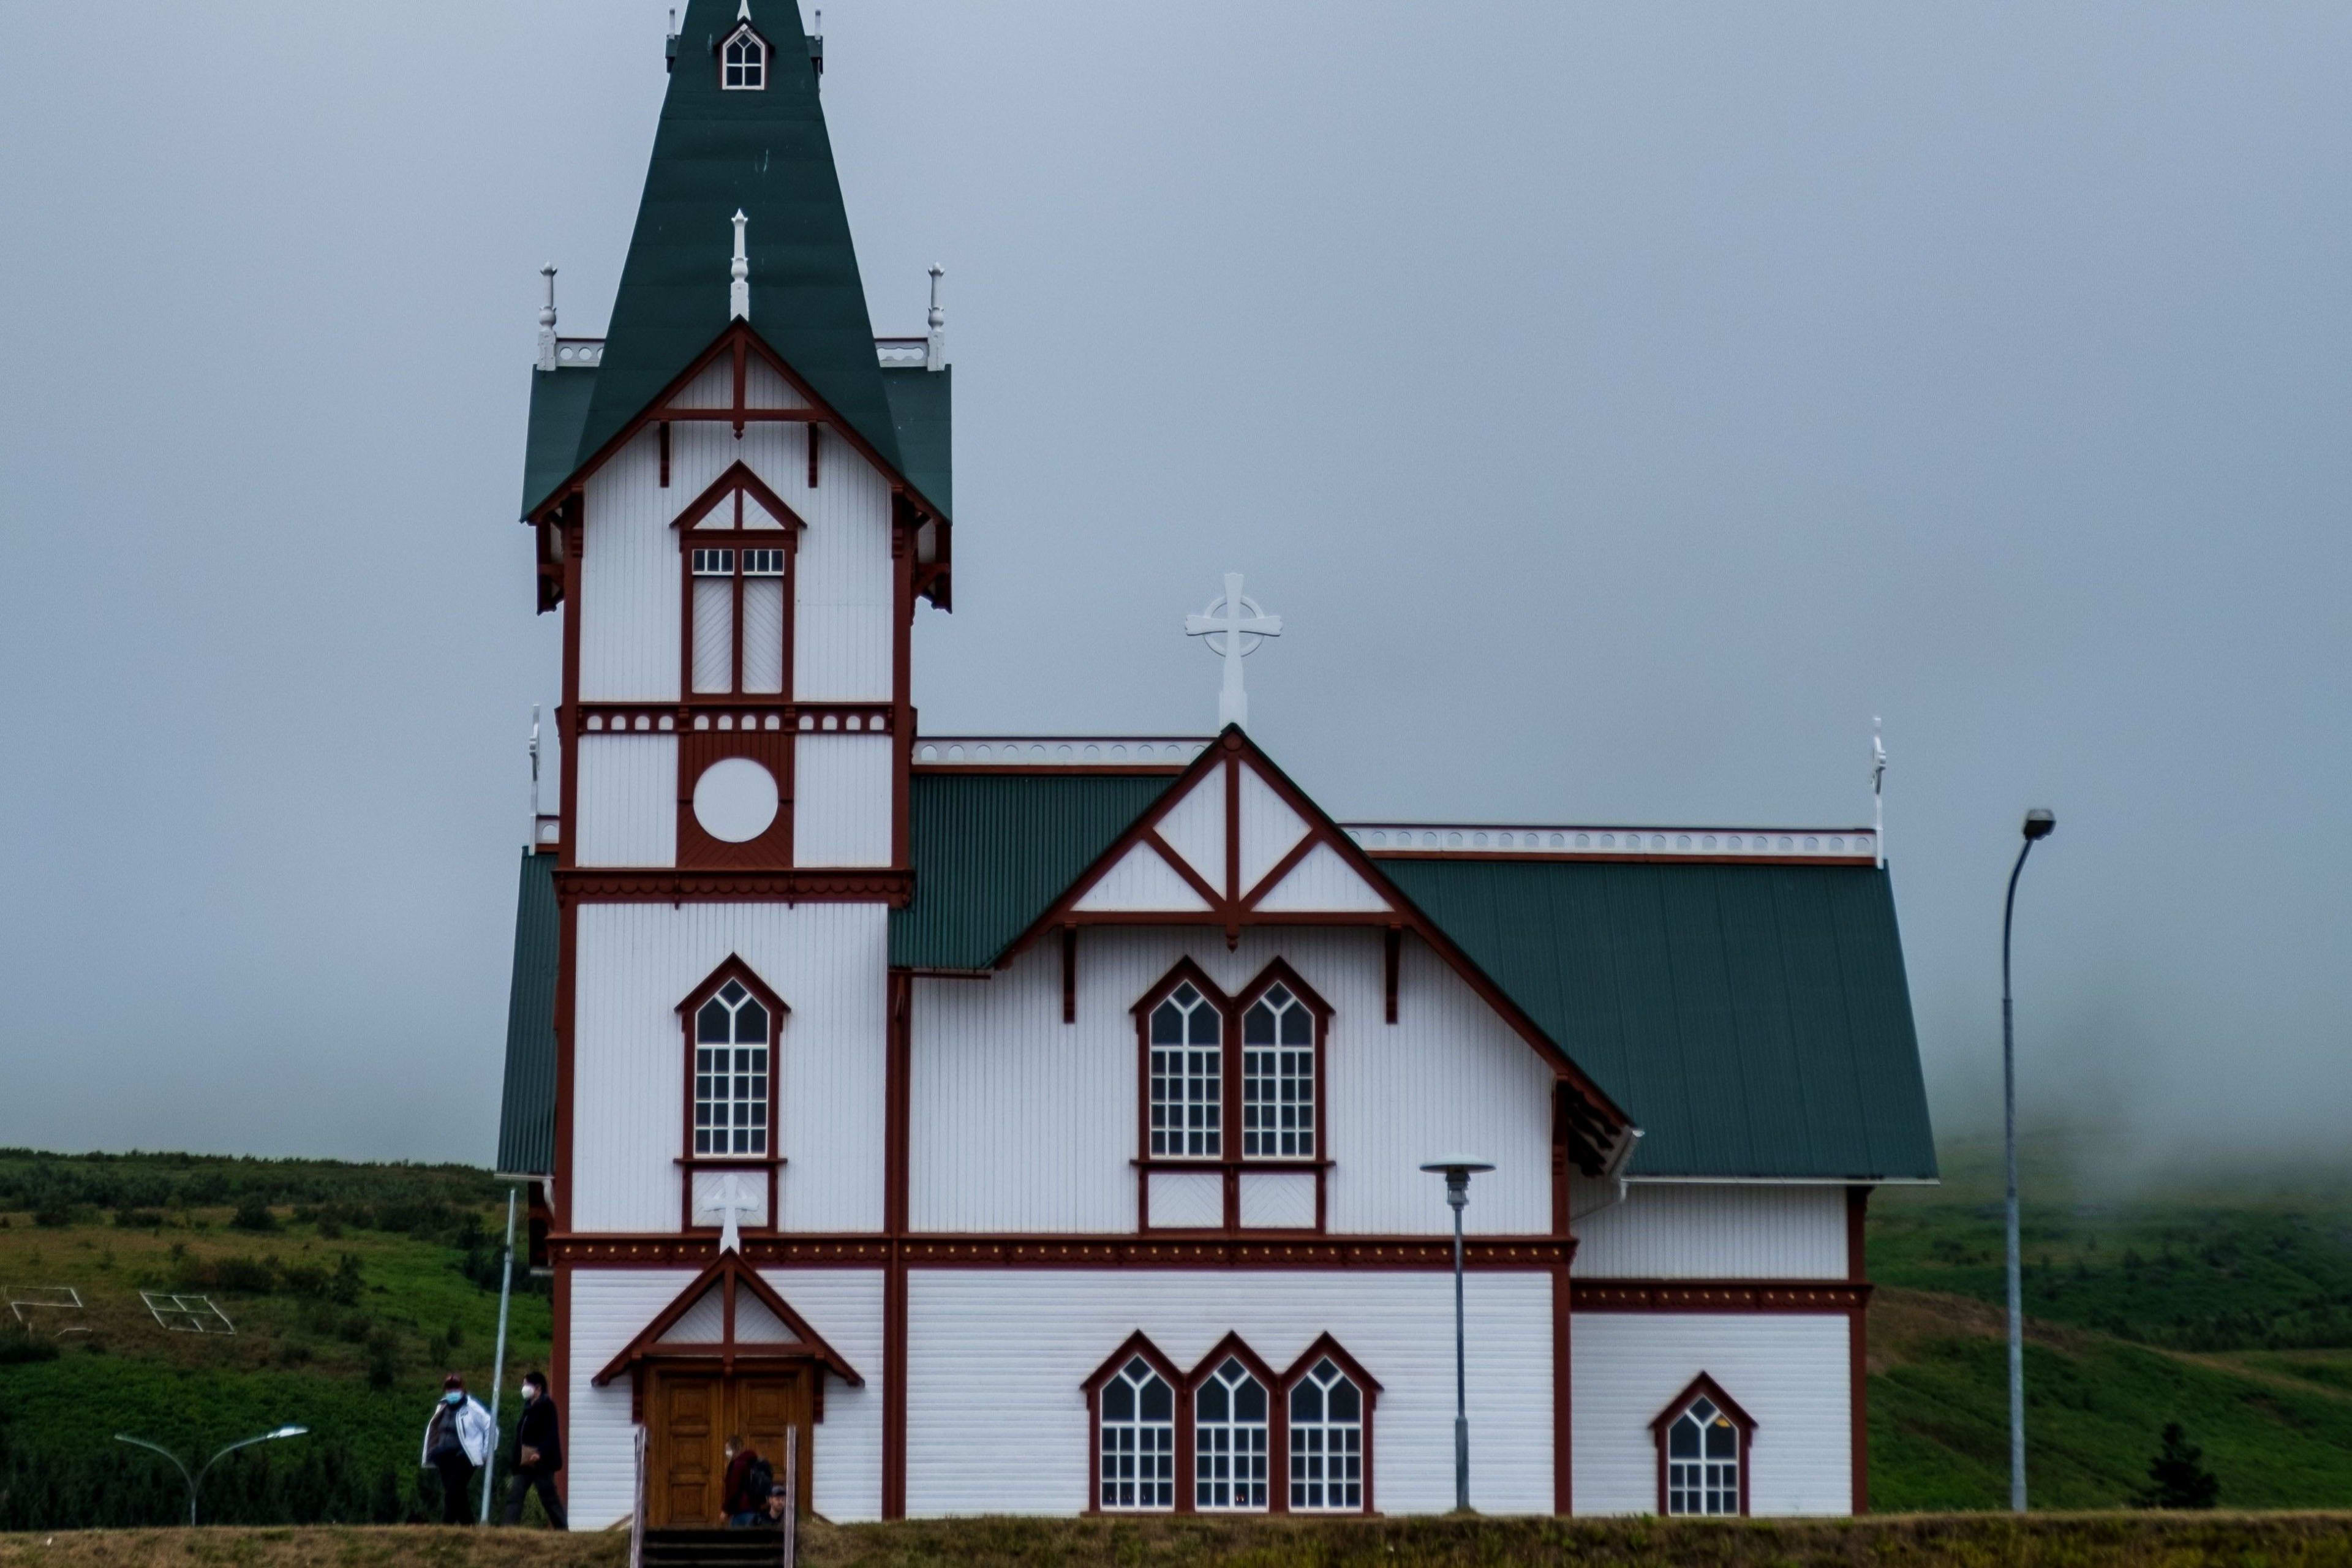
left=2001, top=807, right=2056, bottom=1513
left=1420, top=1156, right=1493, bottom=1513
left=116, top=1425, right=310, bottom=1526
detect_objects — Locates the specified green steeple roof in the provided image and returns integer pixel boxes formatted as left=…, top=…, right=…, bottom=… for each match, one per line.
left=545, top=0, right=903, bottom=514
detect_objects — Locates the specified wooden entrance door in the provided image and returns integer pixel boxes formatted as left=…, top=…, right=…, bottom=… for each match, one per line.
left=645, top=1366, right=812, bottom=1526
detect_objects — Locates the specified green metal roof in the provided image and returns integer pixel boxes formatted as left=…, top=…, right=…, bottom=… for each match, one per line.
left=889, top=772, right=1176, bottom=969
left=495, top=850, right=559, bottom=1177
left=1381, top=858, right=1936, bottom=1182
left=521, top=365, right=598, bottom=521
left=880, top=365, right=951, bottom=520
left=531, top=0, right=907, bottom=518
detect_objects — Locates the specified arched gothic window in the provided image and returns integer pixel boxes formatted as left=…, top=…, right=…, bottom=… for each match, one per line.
left=722, top=25, right=767, bottom=89
left=1193, top=1355, right=1268, bottom=1510
left=1096, top=1353, right=1177, bottom=1510
left=1286, top=1357, right=1363, bottom=1511
left=1240, top=981, right=1314, bottom=1158
left=694, top=979, right=771, bottom=1156
left=1148, top=981, right=1223, bottom=1158
left=1653, top=1375, right=1753, bottom=1516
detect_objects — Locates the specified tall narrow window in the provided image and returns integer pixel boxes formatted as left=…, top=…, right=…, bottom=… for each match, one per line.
left=690, top=548, right=736, bottom=694
left=1099, top=1356, right=1175, bottom=1510
left=722, top=25, right=767, bottom=89
left=1240, top=982, right=1314, bottom=1158
left=1664, top=1395, right=1741, bottom=1515
left=740, top=547, right=786, bottom=693
left=693, top=979, right=770, bottom=1155
left=1149, top=982, right=1223, bottom=1158
left=1193, top=1356, right=1268, bottom=1510
left=1287, top=1359, right=1363, bottom=1512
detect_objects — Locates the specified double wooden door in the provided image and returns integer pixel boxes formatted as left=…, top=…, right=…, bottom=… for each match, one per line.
left=646, top=1366, right=812, bottom=1526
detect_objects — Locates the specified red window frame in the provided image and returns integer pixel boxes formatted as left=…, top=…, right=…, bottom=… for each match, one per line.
left=1650, top=1373, right=1755, bottom=1517
left=1080, top=1332, right=1379, bottom=1517
left=673, top=954, right=791, bottom=1234
left=1131, top=959, right=1332, bottom=1232
left=672, top=462, right=802, bottom=703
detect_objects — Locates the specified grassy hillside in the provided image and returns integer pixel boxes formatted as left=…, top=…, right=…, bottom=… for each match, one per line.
left=17, top=1515, right=2352, bottom=1568
left=1865, top=1138, right=2352, bottom=1510
left=0, top=1153, right=547, bottom=1528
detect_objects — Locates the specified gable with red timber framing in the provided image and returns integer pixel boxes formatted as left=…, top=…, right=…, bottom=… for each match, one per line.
left=527, top=320, right=951, bottom=611
left=998, top=727, right=1632, bottom=1174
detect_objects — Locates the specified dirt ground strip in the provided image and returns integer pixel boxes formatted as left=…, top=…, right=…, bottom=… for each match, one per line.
left=10, top=1515, right=2352, bottom=1568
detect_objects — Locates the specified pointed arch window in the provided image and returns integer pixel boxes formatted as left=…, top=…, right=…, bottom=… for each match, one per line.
left=674, top=463, right=801, bottom=701
left=1192, top=1353, right=1270, bottom=1510
left=1652, top=1374, right=1754, bottom=1517
left=1086, top=1336, right=1179, bottom=1512
left=722, top=24, right=768, bottom=89
left=1240, top=981, right=1315, bottom=1158
left=676, top=957, right=791, bottom=1166
left=1148, top=980, right=1223, bottom=1158
left=1285, top=1355, right=1365, bottom=1511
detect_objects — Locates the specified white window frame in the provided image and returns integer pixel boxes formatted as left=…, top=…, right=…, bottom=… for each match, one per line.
left=1193, top=1355, right=1269, bottom=1511
left=692, top=979, right=771, bottom=1156
left=1664, top=1393, right=1743, bottom=1516
left=1147, top=981, right=1223, bottom=1159
left=1240, top=981, right=1315, bottom=1159
left=722, top=24, right=767, bottom=90
left=1098, top=1355, right=1176, bottom=1511
left=1286, top=1357, right=1364, bottom=1512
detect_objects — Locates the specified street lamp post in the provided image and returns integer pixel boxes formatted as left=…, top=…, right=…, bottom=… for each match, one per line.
left=1420, top=1156, right=1493, bottom=1513
left=116, top=1425, right=311, bottom=1526
left=2001, top=807, right=2056, bottom=1513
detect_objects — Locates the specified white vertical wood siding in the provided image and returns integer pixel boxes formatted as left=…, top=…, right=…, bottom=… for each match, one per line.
left=758, top=1267, right=884, bottom=1522
left=571, top=903, right=888, bottom=1234
left=1254, top=843, right=1393, bottom=913
left=907, top=930, right=1553, bottom=1235
left=1071, top=844, right=1210, bottom=912
left=568, top=1267, right=698, bottom=1528
left=905, top=1268, right=1555, bottom=1517
left=792, top=734, right=893, bottom=867
left=573, top=735, right=679, bottom=867
left=1155, top=774, right=1226, bottom=890
left=1571, top=1183, right=1850, bottom=1279
left=565, top=1265, right=883, bottom=1529
left=1235, top=767, right=1308, bottom=892
left=793, top=439, right=894, bottom=701
left=1147, top=1170, right=1222, bottom=1227
left=580, top=434, right=680, bottom=701
left=1238, top=1172, right=1316, bottom=1228
left=1569, top=1313, right=1852, bottom=1516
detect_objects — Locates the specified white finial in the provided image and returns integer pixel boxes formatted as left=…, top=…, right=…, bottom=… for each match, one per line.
left=737, top=0, right=752, bottom=19
left=696, top=1172, right=758, bottom=1254
left=729, top=211, right=750, bottom=320
left=925, top=264, right=946, bottom=372
left=1871, top=716, right=1887, bottom=868
left=535, top=265, right=557, bottom=372
left=1184, top=572, right=1282, bottom=729
left=527, top=706, right=542, bottom=845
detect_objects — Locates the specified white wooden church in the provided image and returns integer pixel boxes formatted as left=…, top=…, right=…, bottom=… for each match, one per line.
left=495, top=0, right=1936, bottom=1528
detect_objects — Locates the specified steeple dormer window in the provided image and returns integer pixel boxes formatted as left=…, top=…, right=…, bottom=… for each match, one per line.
left=722, top=25, right=768, bottom=89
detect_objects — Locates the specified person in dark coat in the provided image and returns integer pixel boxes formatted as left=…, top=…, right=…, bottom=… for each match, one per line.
left=500, top=1370, right=568, bottom=1528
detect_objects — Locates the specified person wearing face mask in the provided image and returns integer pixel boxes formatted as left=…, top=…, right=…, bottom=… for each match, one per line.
left=500, top=1370, right=567, bottom=1528
left=420, top=1373, right=497, bottom=1525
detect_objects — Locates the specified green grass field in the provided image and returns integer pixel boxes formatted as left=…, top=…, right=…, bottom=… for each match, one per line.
left=7, top=1144, right=2352, bottom=1526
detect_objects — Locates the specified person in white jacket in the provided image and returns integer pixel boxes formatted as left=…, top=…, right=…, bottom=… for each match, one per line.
left=420, top=1373, right=497, bottom=1525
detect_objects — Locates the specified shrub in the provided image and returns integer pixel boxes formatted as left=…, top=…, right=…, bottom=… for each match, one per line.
left=364, top=1329, right=401, bottom=1391
left=230, top=1197, right=281, bottom=1232
left=0, top=1327, right=59, bottom=1366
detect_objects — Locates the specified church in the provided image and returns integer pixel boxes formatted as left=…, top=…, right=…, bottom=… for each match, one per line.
left=494, top=0, right=1936, bottom=1528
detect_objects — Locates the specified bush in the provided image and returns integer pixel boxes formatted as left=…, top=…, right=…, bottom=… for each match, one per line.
left=364, top=1329, right=401, bottom=1391
left=0, top=1327, right=59, bottom=1365
left=231, top=1197, right=281, bottom=1232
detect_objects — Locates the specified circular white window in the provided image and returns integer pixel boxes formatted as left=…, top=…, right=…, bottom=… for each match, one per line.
left=692, top=757, right=778, bottom=843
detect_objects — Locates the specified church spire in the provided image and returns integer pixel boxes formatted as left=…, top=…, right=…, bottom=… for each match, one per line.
left=556, top=0, right=900, bottom=513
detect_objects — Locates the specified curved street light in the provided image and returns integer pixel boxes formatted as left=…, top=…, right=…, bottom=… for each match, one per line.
left=2001, top=807, right=2055, bottom=1512
left=1420, top=1156, right=1494, bottom=1513
left=116, top=1425, right=311, bottom=1526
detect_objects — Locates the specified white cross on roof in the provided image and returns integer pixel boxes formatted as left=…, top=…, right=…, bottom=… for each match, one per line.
left=1184, top=572, right=1281, bottom=729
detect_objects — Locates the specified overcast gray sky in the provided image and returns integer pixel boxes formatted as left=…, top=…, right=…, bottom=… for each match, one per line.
left=1, top=2, right=2345, bottom=1173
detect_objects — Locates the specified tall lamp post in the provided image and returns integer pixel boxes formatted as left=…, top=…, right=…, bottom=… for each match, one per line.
left=1420, top=1156, right=1493, bottom=1513
left=116, top=1425, right=310, bottom=1526
left=2002, top=807, right=2056, bottom=1513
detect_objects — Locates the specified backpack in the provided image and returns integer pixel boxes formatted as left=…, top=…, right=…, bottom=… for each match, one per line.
left=742, top=1457, right=775, bottom=1509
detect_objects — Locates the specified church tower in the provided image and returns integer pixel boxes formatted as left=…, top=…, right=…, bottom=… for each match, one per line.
left=513, top=0, right=948, bottom=1517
